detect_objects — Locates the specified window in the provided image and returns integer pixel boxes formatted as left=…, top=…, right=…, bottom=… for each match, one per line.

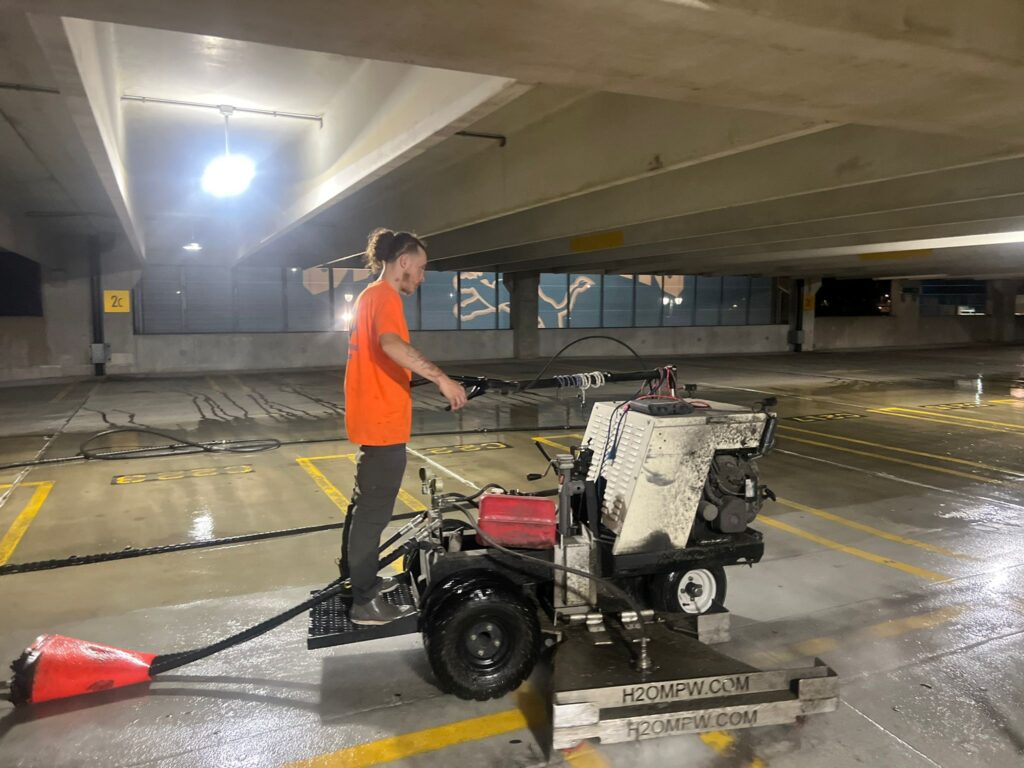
left=421, top=271, right=458, bottom=330
left=235, top=268, right=283, bottom=332
left=816, top=278, right=891, bottom=317
left=694, top=276, right=722, bottom=326
left=182, top=266, right=233, bottom=332
left=662, top=275, right=693, bottom=326
left=333, top=268, right=372, bottom=331
left=748, top=278, right=774, bottom=324
left=919, top=279, right=987, bottom=317
left=721, top=277, right=750, bottom=326
left=0, top=251, right=43, bottom=316
left=602, top=274, right=634, bottom=327
left=635, top=276, right=663, bottom=326
left=460, top=271, right=499, bottom=329
left=568, top=274, right=600, bottom=327
left=140, top=265, right=183, bottom=333
left=497, top=275, right=511, bottom=329
left=286, top=267, right=332, bottom=331
left=538, top=273, right=568, bottom=328
left=135, top=265, right=778, bottom=334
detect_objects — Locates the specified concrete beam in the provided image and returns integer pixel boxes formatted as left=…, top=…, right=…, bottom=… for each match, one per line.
left=0, top=206, right=43, bottom=262
left=12, top=0, right=1024, bottom=143
left=240, top=68, right=522, bottom=260
left=324, top=93, right=832, bottom=260
left=516, top=191, right=1024, bottom=275
left=28, top=15, right=146, bottom=259
left=420, top=126, right=1017, bottom=271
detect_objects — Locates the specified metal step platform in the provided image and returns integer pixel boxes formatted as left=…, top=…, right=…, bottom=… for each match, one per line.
left=307, top=584, right=419, bottom=649
left=551, top=612, right=838, bottom=749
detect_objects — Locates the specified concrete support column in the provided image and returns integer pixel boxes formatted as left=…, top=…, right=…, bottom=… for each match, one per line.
left=506, top=272, right=539, bottom=360
left=788, top=278, right=820, bottom=352
left=101, top=241, right=140, bottom=374
left=988, top=279, right=1022, bottom=343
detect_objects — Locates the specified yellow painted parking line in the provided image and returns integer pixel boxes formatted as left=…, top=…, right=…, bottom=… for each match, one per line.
left=296, top=455, right=427, bottom=513
left=286, top=685, right=545, bottom=768
left=533, top=435, right=574, bottom=452
left=868, top=604, right=965, bottom=639
left=777, top=425, right=1024, bottom=478
left=792, top=636, right=839, bottom=657
left=758, top=514, right=949, bottom=582
left=532, top=433, right=584, bottom=453
left=0, top=481, right=54, bottom=565
left=780, top=434, right=1006, bottom=485
left=50, top=381, right=77, bottom=402
left=296, top=457, right=351, bottom=512
left=698, top=730, right=766, bottom=767
left=775, top=498, right=972, bottom=560
left=562, top=741, right=611, bottom=767
left=755, top=604, right=967, bottom=667
left=700, top=730, right=735, bottom=753
left=869, top=407, right=1024, bottom=434
left=298, top=452, right=357, bottom=463
left=883, top=407, right=1024, bottom=430
left=989, top=398, right=1024, bottom=406
left=284, top=708, right=527, bottom=768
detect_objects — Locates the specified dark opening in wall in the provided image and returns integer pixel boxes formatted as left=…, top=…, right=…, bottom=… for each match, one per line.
left=0, top=251, right=43, bottom=317
left=816, top=278, right=891, bottom=316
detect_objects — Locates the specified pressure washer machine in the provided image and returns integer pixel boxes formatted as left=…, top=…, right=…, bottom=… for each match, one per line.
left=307, top=368, right=839, bottom=749
left=7, top=365, right=836, bottom=751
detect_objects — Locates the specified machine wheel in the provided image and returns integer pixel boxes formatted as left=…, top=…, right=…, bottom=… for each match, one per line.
left=651, top=566, right=727, bottom=615
left=422, top=581, right=540, bottom=701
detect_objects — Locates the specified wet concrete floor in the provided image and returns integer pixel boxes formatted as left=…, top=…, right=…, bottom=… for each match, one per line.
left=0, top=346, right=1023, bottom=767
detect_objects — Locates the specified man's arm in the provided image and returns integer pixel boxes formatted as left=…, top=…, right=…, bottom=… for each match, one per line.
left=380, top=333, right=468, bottom=411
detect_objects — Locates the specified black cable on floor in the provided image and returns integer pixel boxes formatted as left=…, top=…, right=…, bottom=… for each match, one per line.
left=0, top=511, right=422, bottom=577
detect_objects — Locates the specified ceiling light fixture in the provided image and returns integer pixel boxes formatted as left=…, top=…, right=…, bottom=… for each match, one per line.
left=182, top=220, right=202, bottom=252
left=202, top=106, right=255, bottom=197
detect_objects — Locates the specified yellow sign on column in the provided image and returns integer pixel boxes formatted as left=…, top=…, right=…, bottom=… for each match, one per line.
left=104, top=290, right=131, bottom=313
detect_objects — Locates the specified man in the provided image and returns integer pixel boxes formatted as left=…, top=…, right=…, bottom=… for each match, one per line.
left=342, top=228, right=468, bottom=625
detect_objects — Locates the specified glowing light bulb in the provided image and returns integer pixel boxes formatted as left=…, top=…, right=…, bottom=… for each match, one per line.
left=201, top=153, right=255, bottom=197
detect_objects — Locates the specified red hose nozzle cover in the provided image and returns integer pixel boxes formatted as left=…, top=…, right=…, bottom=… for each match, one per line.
left=9, top=634, right=156, bottom=705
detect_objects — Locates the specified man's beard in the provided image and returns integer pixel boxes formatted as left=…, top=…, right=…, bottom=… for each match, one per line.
left=398, top=270, right=417, bottom=295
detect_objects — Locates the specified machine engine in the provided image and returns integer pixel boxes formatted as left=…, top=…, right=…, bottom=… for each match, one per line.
left=699, top=453, right=763, bottom=533
left=583, top=398, right=775, bottom=555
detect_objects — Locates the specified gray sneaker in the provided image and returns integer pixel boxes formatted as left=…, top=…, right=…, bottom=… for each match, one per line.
left=350, top=595, right=416, bottom=626
left=374, top=576, right=401, bottom=596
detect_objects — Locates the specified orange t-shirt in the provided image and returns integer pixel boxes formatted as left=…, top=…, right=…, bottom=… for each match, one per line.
left=344, top=281, right=412, bottom=446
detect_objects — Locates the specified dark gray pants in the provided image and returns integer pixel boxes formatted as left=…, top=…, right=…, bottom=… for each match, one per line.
left=340, top=443, right=407, bottom=605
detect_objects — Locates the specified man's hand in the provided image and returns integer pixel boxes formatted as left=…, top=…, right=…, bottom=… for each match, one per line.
left=439, top=376, right=468, bottom=411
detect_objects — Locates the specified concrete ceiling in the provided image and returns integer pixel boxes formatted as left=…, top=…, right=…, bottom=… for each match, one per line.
left=4, top=0, right=1024, bottom=280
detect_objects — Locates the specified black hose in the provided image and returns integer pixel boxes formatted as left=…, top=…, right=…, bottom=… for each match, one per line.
left=0, top=517, right=390, bottom=577
left=147, top=536, right=413, bottom=675
left=149, top=580, right=346, bottom=675
left=80, top=427, right=280, bottom=460
left=522, top=336, right=650, bottom=392
left=0, top=425, right=590, bottom=473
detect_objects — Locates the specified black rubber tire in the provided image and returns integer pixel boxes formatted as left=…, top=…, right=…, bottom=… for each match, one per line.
left=650, top=565, right=727, bottom=615
left=422, top=582, right=540, bottom=701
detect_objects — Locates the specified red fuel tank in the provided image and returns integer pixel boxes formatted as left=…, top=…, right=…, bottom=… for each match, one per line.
left=476, top=494, right=557, bottom=550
